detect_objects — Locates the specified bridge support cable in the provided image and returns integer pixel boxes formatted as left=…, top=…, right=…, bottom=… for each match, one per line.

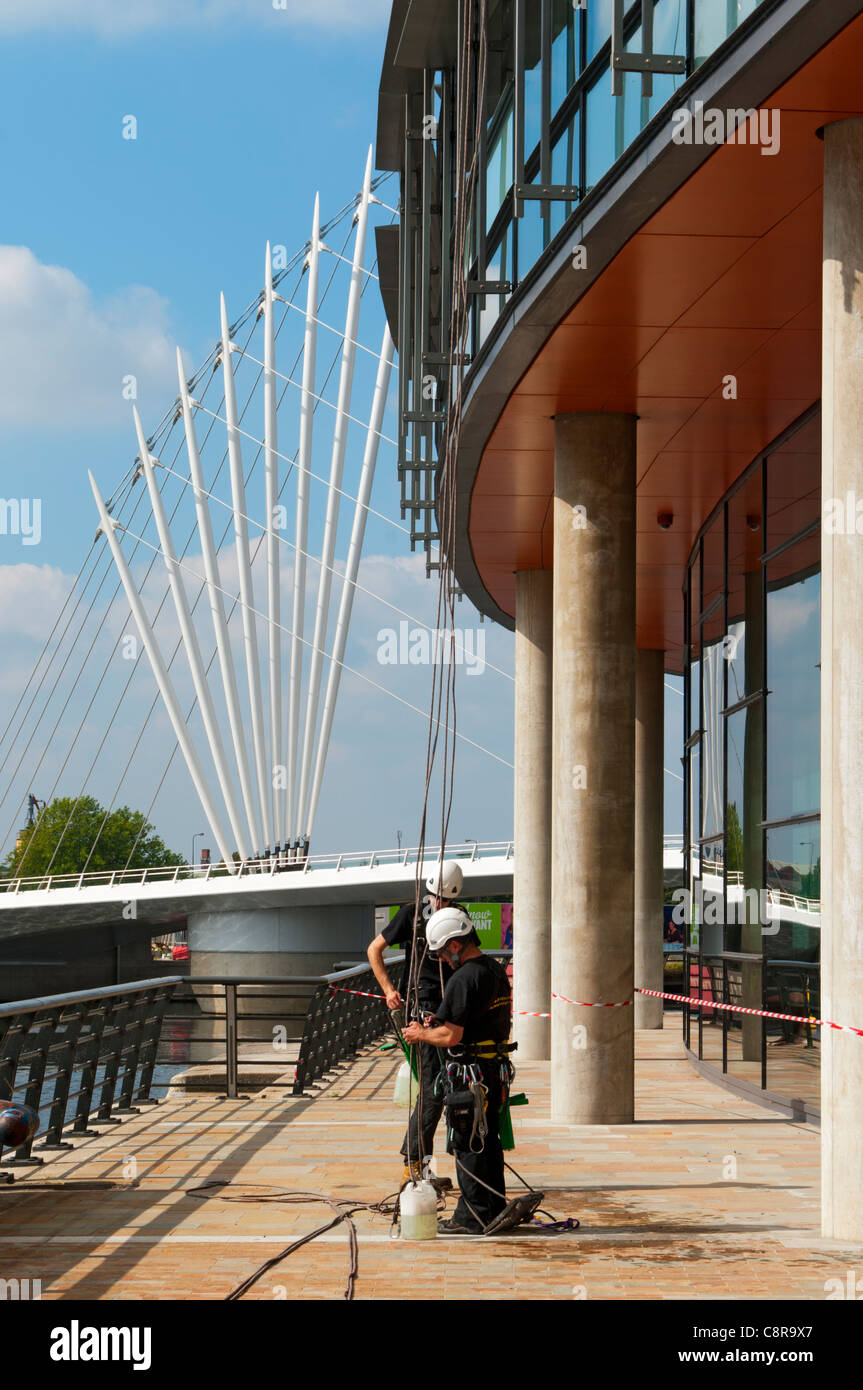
left=88, top=472, right=237, bottom=872
left=86, top=219, right=358, bottom=871
left=2, top=171, right=427, bottom=874
left=305, top=325, right=395, bottom=843
left=296, top=148, right=373, bottom=845
left=112, top=523, right=513, bottom=772
left=145, top=455, right=513, bottom=683
left=220, top=293, right=271, bottom=855
left=177, top=353, right=261, bottom=857
left=0, top=288, right=278, bottom=875
left=287, top=193, right=322, bottom=854
left=263, top=243, right=283, bottom=857
left=135, top=409, right=251, bottom=861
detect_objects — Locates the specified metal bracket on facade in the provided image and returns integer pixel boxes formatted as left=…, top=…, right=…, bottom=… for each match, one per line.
left=515, top=184, right=580, bottom=202
left=422, top=352, right=472, bottom=366
left=611, top=0, right=685, bottom=97
left=467, top=280, right=512, bottom=295
left=403, top=410, right=447, bottom=424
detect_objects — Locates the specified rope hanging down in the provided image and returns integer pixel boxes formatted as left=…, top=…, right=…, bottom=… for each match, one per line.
left=406, top=0, right=491, bottom=1182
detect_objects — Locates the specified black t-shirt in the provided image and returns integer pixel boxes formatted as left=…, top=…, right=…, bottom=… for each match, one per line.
left=433, top=954, right=512, bottom=1047
left=381, top=900, right=446, bottom=1004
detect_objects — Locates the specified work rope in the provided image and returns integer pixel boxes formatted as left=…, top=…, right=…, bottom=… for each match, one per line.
left=404, top=0, right=491, bottom=1189
left=187, top=1181, right=402, bottom=1301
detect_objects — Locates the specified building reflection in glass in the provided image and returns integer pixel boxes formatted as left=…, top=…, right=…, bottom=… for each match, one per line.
left=683, top=406, right=821, bottom=1115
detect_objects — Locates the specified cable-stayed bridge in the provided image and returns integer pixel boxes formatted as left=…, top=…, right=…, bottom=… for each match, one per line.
left=0, top=158, right=517, bottom=993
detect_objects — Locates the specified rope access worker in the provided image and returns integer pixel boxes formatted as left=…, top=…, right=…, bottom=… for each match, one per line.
left=367, top=860, right=466, bottom=1183
left=403, top=906, right=513, bottom=1235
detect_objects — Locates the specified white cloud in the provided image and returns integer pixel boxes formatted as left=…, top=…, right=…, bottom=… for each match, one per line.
left=0, top=562, right=74, bottom=703
left=0, top=0, right=391, bottom=36
left=0, top=246, right=177, bottom=428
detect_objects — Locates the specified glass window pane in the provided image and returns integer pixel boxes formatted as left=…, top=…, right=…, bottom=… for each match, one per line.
left=523, top=7, right=542, bottom=160
left=695, top=0, right=768, bottom=66
left=766, top=409, right=820, bottom=552
left=766, top=822, right=821, bottom=929
left=486, top=90, right=514, bottom=233
left=726, top=702, right=764, bottom=948
left=516, top=200, right=545, bottom=280
left=766, top=562, right=820, bottom=821
left=701, top=508, right=724, bottom=616
left=586, top=0, right=613, bottom=64
left=689, top=741, right=701, bottom=851
left=585, top=68, right=615, bottom=193
left=551, top=0, right=577, bottom=113
left=649, top=0, right=687, bottom=118
left=701, top=621, right=724, bottom=839
left=726, top=468, right=763, bottom=703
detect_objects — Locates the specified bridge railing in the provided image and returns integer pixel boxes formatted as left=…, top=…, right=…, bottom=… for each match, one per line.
left=0, top=839, right=515, bottom=897
left=0, top=977, right=178, bottom=1176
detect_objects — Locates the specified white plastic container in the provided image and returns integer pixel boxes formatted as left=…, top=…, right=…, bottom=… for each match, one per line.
left=393, top=1060, right=418, bottom=1109
left=400, top=1180, right=438, bottom=1240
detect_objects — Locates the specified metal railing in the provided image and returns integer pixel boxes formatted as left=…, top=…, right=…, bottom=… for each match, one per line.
left=0, top=978, right=178, bottom=1173
left=293, top=964, right=393, bottom=1095
left=683, top=950, right=821, bottom=1091
left=0, top=839, right=515, bottom=897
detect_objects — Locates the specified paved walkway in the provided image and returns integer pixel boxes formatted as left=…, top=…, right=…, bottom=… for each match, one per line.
left=1, top=1021, right=860, bottom=1300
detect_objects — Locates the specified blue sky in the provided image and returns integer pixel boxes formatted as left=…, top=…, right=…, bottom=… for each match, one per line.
left=0, top=0, right=682, bottom=864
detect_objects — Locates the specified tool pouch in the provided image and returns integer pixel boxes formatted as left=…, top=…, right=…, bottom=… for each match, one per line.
left=444, top=1088, right=477, bottom=1149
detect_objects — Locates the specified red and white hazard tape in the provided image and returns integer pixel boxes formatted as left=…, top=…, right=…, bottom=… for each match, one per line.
left=553, top=991, right=632, bottom=1009
left=634, top=987, right=863, bottom=1037
left=328, top=985, right=386, bottom=1002
left=327, top=982, right=863, bottom=1039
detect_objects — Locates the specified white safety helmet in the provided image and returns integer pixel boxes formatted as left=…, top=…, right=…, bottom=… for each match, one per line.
left=426, top=906, right=474, bottom=953
left=425, top=859, right=464, bottom=900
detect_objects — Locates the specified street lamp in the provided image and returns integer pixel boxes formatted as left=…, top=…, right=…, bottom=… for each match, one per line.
left=192, top=831, right=205, bottom=868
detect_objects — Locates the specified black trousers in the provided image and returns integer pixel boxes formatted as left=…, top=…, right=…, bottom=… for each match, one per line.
left=400, top=1039, right=444, bottom=1168
left=448, top=1062, right=506, bottom=1230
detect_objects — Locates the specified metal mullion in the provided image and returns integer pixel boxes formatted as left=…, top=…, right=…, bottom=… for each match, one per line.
left=760, top=519, right=820, bottom=569
left=722, top=501, right=729, bottom=948
left=723, top=689, right=764, bottom=719
left=540, top=0, right=552, bottom=228
left=440, top=67, right=453, bottom=373
left=760, top=458, right=768, bottom=1093
left=421, top=70, right=434, bottom=398
left=760, top=811, right=821, bottom=832
left=513, top=0, right=525, bottom=216
left=398, top=97, right=411, bottom=517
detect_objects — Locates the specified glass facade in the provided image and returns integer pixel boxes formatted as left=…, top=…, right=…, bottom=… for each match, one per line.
left=682, top=407, right=821, bottom=1114
left=395, top=0, right=774, bottom=568
left=476, top=0, right=765, bottom=348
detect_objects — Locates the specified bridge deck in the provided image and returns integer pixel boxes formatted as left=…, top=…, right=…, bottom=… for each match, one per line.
left=0, top=1022, right=858, bottom=1301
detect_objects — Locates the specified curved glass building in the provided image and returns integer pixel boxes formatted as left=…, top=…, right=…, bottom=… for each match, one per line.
left=376, top=0, right=863, bottom=1241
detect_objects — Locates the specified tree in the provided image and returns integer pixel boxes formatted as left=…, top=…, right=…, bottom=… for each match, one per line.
left=1, top=796, right=185, bottom=878
left=725, top=801, right=744, bottom=876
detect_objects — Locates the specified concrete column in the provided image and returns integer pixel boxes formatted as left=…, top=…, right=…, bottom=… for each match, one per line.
left=513, top=569, right=553, bottom=1059
left=821, top=116, right=863, bottom=1242
left=551, top=413, right=637, bottom=1124
left=634, top=649, right=665, bottom=1030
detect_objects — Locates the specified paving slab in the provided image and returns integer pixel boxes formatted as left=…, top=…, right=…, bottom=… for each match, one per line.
left=0, top=1019, right=860, bottom=1301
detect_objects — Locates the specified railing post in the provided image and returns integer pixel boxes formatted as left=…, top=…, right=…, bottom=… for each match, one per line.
left=224, top=984, right=239, bottom=1100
